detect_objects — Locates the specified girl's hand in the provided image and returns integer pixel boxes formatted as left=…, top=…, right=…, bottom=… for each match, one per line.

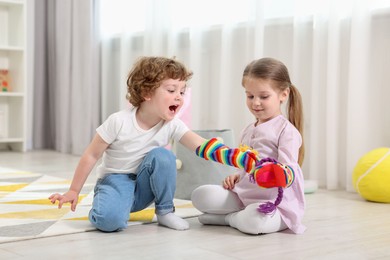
left=48, top=190, right=79, bottom=212
left=222, top=174, right=240, bottom=190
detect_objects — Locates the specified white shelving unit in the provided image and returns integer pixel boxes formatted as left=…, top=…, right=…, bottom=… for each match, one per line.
left=0, top=0, right=26, bottom=151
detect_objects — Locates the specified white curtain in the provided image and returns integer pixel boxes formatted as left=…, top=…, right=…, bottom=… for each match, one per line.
left=33, top=0, right=101, bottom=155
left=100, top=0, right=390, bottom=191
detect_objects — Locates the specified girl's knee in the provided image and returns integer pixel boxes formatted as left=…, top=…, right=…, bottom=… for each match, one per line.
left=191, top=185, right=214, bottom=208
left=191, top=185, right=238, bottom=213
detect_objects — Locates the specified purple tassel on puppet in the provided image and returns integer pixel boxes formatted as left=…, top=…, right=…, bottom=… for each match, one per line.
left=257, top=187, right=283, bottom=214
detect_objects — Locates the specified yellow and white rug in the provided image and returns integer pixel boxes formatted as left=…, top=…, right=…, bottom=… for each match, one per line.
left=0, top=167, right=201, bottom=244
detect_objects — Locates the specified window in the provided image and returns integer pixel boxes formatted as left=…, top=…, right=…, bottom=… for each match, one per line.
left=100, top=0, right=390, bottom=37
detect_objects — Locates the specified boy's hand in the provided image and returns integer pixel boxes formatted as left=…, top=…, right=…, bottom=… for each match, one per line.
left=49, top=190, right=79, bottom=211
left=222, top=174, right=240, bottom=190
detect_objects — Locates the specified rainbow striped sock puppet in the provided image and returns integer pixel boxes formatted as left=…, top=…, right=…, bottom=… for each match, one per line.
left=195, top=138, right=295, bottom=214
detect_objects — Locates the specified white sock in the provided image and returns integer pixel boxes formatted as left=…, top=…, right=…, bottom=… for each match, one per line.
left=198, top=213, right=228, bottom=226
left=157, top=212, right=189, bottom=230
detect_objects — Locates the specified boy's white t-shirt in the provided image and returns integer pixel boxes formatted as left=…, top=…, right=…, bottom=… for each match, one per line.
left=95, top=107, right=189, bottom=179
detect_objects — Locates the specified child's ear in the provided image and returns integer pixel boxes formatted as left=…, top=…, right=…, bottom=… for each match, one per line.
left=280, top=88, right=290, bottom=103
left=143, top=90, right=152, bottom=101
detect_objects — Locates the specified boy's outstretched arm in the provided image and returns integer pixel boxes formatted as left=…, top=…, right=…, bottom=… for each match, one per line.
left=193, top=138, right=295, bottom=189
left=49, top=134, right=109, bottom=211
left=179, top=130, right=206, bottom=152
left=180, top=132, right=258, bottom=173
left=195, top=138, right=258, bottom=174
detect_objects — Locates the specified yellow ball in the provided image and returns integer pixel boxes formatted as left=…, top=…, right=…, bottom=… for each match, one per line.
left=352, top=147, right=390, bottom=203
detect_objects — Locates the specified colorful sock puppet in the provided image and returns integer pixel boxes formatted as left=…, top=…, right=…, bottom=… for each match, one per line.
left=195, top=138, right=258, bottom=174
left=249, top=157, right=295, bottom=214
left=195, top=138, right=295, bottom=214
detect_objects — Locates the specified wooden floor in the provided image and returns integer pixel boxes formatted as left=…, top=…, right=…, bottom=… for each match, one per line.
left=0, top=150, right=389, bottom=260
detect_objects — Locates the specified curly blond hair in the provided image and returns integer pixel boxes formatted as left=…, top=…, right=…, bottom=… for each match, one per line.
left=126, top=56, right=193, bottom=107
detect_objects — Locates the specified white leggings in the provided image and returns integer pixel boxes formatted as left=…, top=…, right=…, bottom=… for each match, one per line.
left=191, top=185, right=287, bottom=235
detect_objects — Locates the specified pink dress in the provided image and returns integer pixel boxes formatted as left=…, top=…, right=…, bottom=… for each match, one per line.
left=232, top=115, right=306, bottom=234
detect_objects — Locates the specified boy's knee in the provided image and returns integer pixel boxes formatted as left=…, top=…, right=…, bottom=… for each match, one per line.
left=149, top=147, right=176, bottom=168
left=150, top=147, right=175, bottom=158
left=89, top=209, right=128, bottom=232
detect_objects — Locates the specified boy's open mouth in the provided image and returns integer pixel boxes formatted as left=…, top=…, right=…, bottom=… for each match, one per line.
left=169, top=105, right=178, bottom=113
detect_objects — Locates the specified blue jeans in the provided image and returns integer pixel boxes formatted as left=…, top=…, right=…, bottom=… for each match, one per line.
left=89, top=147, right=177, bottom=232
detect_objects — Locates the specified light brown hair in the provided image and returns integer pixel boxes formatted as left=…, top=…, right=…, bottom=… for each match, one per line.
left=242, top=57, right=305, bottom=165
